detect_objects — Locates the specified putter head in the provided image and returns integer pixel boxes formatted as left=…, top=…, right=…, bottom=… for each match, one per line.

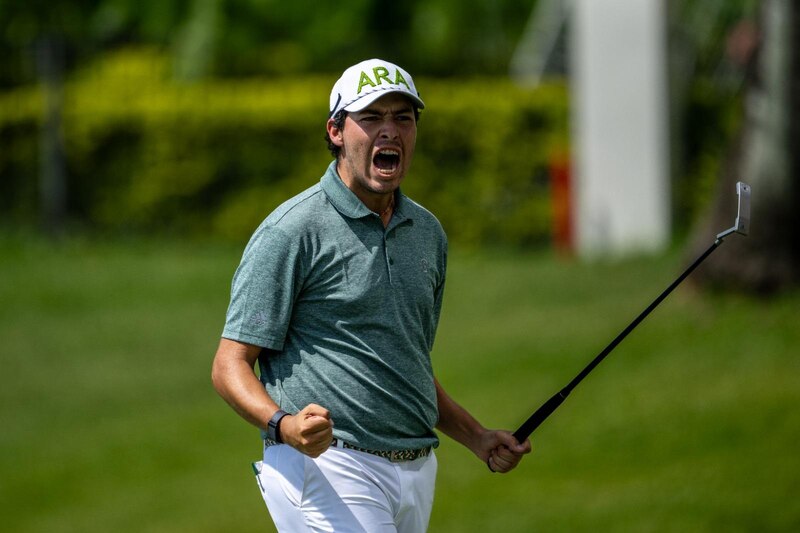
left=734, top=182, right=751, bottom=235
left=716, top=182, right=751, bottom=240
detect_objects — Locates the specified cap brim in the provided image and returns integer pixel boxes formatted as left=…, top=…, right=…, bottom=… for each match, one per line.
left=342, top=89, right=425, bottom=113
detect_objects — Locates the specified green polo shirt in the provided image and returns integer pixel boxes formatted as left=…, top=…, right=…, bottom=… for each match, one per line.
left=222, top=160, right=448, bottom=451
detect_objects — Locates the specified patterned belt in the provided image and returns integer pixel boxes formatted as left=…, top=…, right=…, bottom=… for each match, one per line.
left=264, top=437, right=432, bottom=463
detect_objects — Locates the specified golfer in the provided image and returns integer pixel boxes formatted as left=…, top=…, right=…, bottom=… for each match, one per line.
left=212, top=58, right=531, bottom=532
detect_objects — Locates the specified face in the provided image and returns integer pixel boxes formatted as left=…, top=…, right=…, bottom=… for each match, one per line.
left=327, top=93, right=417, bottom=203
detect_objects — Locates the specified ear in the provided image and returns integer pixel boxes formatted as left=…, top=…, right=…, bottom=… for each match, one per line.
left=326, top=118, right=344, bottom=148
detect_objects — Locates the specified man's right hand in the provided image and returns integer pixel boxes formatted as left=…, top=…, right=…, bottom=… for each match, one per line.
left=279, top=404, right=334, bottom=458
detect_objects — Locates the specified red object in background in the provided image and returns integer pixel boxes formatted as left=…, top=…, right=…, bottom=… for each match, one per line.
left=550, top=152, right=572, bottom=254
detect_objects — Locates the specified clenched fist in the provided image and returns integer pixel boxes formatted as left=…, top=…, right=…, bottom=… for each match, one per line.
left=278, top=404, right=334, bottom=458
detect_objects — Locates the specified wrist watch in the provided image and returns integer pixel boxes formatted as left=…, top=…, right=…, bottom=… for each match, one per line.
left=267, top=409, right=289, bottom=443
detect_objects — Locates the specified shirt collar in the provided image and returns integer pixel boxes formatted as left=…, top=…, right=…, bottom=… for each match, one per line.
left=320, top=160, right=412, bottom=225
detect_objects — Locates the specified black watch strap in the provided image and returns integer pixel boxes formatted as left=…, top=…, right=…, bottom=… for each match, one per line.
left=267, top=409, right=289, bottom=443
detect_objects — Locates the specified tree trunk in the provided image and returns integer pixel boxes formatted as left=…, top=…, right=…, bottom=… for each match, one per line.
left=688, top=0, right=799, bottom=294
left=36, top=35, right=67, bottom=238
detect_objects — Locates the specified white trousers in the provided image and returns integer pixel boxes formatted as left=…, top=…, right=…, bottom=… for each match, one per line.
left=253, top=443, right=437, bottom=533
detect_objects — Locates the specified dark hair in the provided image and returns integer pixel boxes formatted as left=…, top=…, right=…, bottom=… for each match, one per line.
left=324, top=107, right=422, bottom=159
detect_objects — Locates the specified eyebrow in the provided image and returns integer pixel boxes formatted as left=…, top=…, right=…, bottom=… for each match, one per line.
left=359, top=105, right=414, bottom=117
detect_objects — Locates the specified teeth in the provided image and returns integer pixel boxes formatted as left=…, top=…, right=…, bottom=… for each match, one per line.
left=378, top=149, right=399, bottom=156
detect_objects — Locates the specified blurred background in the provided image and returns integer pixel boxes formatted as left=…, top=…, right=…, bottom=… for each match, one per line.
left=1, top=0, right=798, bottom=531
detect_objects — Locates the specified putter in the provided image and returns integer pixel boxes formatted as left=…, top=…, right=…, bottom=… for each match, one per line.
left=510, top=181, right=751, bottom=446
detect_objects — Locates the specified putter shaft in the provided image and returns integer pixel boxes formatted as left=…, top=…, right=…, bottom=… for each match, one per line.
left=513, top=239, right=722, bottom=443
left=502, top=182, right=749, bottom=471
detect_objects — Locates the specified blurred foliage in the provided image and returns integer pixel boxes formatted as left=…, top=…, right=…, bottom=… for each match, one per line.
left=0, top=0, right=755, bottom=244
left=0, top=48, right=568, bottom=246
left=675, top=79, right=745, bottom=233
left=667, top=0, right=759, bottom=233
left=0, top=0, right=533, bottom=87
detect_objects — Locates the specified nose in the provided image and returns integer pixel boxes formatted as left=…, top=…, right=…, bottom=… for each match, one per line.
left=379, top=118, right=400, bottom=139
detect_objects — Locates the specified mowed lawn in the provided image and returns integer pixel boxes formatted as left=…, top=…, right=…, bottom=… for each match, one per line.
left=1, top=236, right=798, bottom=532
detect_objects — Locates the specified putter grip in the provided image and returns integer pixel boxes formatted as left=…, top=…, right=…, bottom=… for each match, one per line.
left=513, top=390, right=567, bottom=442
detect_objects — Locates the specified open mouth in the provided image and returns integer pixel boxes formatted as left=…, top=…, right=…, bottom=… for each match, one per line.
left=373, top=149, right=400, bottom=174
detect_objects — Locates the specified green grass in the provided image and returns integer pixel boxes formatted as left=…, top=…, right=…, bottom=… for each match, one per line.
left=1, top=236, right=798, bottom=532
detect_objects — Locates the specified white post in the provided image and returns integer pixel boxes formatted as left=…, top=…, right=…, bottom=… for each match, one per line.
left=571, top=0, right=670, bottom=257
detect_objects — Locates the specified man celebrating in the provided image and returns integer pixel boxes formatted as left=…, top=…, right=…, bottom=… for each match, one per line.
left=212, top=58, right=531, bottom=532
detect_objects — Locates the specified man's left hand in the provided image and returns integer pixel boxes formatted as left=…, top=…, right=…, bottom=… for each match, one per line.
left=482, top=430, right=531, bottom=473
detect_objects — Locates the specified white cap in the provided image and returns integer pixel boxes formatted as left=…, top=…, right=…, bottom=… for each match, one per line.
left=329, top=58, right=425, bottom=117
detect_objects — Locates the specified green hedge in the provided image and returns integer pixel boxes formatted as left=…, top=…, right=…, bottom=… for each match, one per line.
left=0, top=48, right=569, bottom=246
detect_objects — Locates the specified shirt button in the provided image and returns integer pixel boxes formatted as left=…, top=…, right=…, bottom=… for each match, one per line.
left=389, top=258, right=395, bottom=265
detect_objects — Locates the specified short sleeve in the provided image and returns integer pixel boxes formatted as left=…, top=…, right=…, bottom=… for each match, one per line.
left=222, top=224, right=304, bottom=350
